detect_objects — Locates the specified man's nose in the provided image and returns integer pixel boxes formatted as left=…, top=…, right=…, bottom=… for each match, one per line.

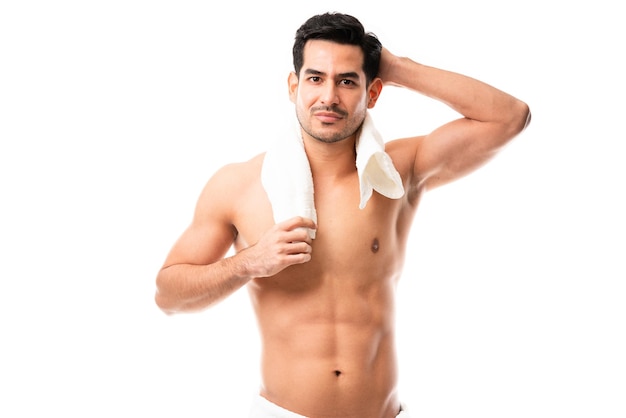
left=320, top=82, right=339, bottom=105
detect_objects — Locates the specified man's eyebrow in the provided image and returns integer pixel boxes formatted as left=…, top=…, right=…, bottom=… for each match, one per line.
left=303, top=69, right=361, bottom=79
left=337, top=71, right=360, bottom=80
left=303, top=69, right=324, bottom=77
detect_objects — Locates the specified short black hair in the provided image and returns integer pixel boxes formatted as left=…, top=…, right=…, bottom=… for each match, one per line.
left=292, top=12, right=382, bottom=85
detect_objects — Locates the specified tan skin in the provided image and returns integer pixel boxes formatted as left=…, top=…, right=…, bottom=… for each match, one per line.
left=155, top=40, right=530, bottom=417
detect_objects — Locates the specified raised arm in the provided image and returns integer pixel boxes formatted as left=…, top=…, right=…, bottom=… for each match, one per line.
left=378, top=48, right=531, bottom=191
left=154, top=162, right=316, bottom=315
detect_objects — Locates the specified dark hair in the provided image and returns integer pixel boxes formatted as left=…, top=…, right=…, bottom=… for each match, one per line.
left=292, top=12, right=382, bottom=85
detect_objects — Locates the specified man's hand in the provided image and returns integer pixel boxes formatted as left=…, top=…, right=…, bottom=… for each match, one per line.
left=377, top=47, right=403, bottom=87
left=241, top=216, right=316, bottom=278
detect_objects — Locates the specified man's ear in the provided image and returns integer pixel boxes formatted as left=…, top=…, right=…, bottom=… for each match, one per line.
left=288, top=72, right=298, bottom=103
left=367, top=78, right=383, bottom=109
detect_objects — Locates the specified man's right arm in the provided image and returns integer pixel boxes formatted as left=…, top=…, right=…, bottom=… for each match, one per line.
left=154, top=164, right=315, bottom=314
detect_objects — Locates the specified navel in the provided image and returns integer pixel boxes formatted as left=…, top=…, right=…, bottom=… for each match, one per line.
left=333, top=370, right=342, bottom=377
left=371, top=238, right=380, bottom=253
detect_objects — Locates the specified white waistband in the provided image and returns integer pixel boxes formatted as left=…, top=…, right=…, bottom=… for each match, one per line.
left=248, top=394, right=410, bottom=417
left=248, top=395, right=307, bottom=418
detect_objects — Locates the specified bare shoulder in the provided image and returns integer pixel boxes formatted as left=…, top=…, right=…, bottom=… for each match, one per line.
left=200, top=153, right=264, bottom=195
left=193, top=153, right=265, bottom=220
left=161, top=152, right=266, bottom=267
left=208, top=152, right=264, bottom=186
left=197, top=152, right=273, bottom=249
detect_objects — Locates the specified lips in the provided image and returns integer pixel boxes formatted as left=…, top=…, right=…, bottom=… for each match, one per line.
left=314, top=112, right=343, bottom=123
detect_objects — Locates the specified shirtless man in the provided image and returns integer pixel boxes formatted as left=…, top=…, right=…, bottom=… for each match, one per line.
left=155, top=12, right=530, bottom=418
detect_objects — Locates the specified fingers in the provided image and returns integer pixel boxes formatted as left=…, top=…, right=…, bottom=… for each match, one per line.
left=283, top=240, right=312, bottom=257
left=275, top=216, right=316, bottom=243
left=244, top=216, right=317, bottom=277
left=279, top=216, right=317, bottom=235
left=270, top=218, right=315, bottom=267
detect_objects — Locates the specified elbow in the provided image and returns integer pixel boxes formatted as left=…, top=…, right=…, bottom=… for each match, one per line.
left=154, top=269, right=213, bottom=315
left=154, top=271, right=180, bottom=315
left=154, top=290, right=213, bottom=315
left=154, top=290, right=177, bottom=315
left=512, top=100, right=532, bottom=135
left=499, top=100, right=531, bottom=146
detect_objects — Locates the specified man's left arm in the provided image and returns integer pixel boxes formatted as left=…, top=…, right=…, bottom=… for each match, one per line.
left=378, top=47, right=531, bottom=191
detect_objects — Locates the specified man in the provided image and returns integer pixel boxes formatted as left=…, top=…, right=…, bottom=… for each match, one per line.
left=155, top=12, right=530, bottom=418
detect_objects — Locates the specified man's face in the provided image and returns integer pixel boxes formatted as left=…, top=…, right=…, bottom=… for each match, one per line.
left=289, top=40, right=380, bottom=144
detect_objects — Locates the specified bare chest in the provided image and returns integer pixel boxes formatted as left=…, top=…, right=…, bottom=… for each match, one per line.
left=233, top=174, right=408, bottom=280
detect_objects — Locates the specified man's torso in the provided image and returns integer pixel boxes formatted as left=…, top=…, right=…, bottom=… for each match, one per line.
left=228, top=150, right=419, bottom=417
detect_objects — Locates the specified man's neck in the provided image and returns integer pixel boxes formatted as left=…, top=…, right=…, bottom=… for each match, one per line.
left=303, top=135, right=357, bottom=180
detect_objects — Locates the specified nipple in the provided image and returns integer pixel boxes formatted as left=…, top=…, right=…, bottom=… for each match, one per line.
left=371, top=238, right=380, bottom=253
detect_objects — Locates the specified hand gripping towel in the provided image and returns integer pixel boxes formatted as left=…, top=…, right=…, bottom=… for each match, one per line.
left=261, top=113, right=405, bottom=239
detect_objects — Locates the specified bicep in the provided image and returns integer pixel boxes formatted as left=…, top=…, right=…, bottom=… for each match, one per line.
left=415, top=117, right=512, bottom=191
left=162, top=218, right=235, bottom=269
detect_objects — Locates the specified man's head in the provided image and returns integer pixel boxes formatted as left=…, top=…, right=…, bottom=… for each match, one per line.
left=293, top=12, right=382, bottom=86
left=289, top=13, right=384, bottom=145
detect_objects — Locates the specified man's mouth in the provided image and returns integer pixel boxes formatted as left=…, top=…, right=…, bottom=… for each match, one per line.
left=314, top=112, right=343, bottom=123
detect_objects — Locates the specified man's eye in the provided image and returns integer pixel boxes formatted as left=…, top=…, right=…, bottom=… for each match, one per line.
left=310, top=76, right=321, bottom=82
left=339, top=79, right=354, bottom=86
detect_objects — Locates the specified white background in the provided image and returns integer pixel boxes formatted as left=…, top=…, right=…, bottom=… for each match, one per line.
left=1, top=1, right=624, bottom=417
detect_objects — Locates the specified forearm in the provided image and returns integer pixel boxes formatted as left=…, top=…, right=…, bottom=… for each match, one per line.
left=155, top=254, right=253, bottom=314
left=384, top=55, right=529, bottom=130
left=155, top=217, right=316, bottom=314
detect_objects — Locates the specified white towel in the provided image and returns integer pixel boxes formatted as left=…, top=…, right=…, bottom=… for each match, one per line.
left=261, top=113, right=405, bottom=239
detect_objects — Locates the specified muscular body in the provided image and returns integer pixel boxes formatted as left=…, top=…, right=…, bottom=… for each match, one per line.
left=155, top=39, right=530, bottom=418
